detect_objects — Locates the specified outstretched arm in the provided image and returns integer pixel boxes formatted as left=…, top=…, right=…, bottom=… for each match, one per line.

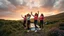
left=31, top=12, right=34, bottom=17
left=38, top=11, right=39, bottom=16
left=21, top=15, right=24, bottom=18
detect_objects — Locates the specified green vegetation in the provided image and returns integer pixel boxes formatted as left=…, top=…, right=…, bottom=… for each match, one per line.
left=0, top=13, right=64, bottom=36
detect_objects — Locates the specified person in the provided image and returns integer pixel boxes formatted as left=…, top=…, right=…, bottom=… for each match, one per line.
left=26, top=13, right=31, bottom=32
left=31, top=11, right=39, bottom=32
left=39, top=14, right=44, bottom=29
left=21, top=15, right=27, bottom=29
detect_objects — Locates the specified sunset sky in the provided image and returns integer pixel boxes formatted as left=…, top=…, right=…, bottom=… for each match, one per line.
left=0, top=0, right=64, bottom=20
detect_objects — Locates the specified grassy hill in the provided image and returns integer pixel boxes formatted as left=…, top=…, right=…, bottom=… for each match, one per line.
left=0, top=12, right=64, bottom=36
left=45, top=13, right=64, bottom=21
left=44, top=13, right=64, bottom=24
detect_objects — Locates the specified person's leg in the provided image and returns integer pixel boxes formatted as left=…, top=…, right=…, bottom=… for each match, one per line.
left=34, top=20, right=36, bottom=28
left=34, top=20, right=36, bottom=29
left=28, top=20, right=30, bottom=30
left=42, top=21, right=44, bottom=29
left=23, top=21, right=26, bottom=27
left=40, top=20, right=41, bottom=28
left=27, top=20, right=30, bottom=32
left=27, top=21, right=29, bottom=30
left=40, top=20, right=43, bottom=29
left=34, top=20, right=38, bottom=32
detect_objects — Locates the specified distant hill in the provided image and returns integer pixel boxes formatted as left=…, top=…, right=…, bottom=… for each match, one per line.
left=44, top=12, right=64, bottom=22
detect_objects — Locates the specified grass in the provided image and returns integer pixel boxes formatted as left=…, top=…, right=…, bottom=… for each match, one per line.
left=0, top=13, right=64, bottom=36
left=0, top=20, right=64, bottom=36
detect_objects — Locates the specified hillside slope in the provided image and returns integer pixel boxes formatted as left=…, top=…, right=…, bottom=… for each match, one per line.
left=0, top=12, right=64, bottom=36
left=44, top=12, right=64, bottom=22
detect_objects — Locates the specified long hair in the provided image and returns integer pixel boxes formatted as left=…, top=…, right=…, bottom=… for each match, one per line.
left=25, top=15, right=26, bottom=17
left=35, top=13, right=38, bottom=17
left=27, top=14, right=31, bottom=17
left=41, top=14, right=44, bottom=16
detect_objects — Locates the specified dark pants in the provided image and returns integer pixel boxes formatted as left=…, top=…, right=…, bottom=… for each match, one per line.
left=40, top=20, right=43, bottom=28
left=34, top=20, right=38, bottom=30
left=23, top=20, right=26, bottom=27
left=27, top=20, right=30, bottom=30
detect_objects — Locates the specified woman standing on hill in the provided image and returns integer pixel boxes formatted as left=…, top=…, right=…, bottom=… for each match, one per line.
left=21, top=15, right=27, bottom=29
left=39, top=14, right=44, bottom=29
left=31, top=11, right=39, bottom=32
left=26, top=14, right=31, bottom=32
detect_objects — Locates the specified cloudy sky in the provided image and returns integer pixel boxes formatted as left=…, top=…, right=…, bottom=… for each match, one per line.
left=0, top=0, right=64, bottom=20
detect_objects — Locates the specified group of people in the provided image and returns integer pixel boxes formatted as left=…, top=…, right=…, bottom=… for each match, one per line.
left=21, top=11, right=44, bottom=32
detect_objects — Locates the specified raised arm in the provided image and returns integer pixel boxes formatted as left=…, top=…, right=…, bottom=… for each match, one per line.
left=31, top=12, right=34, bottom=17
left=21, top=15, right=24, bottom=18
left=38, top=11, right=39, bottom=16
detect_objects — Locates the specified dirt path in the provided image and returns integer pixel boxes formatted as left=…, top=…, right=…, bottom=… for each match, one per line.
left=9, top=23, right=45, bottom=36
left=9, top=30, right=45, bottom=36
left=23, top=30, right=45, bottom=36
